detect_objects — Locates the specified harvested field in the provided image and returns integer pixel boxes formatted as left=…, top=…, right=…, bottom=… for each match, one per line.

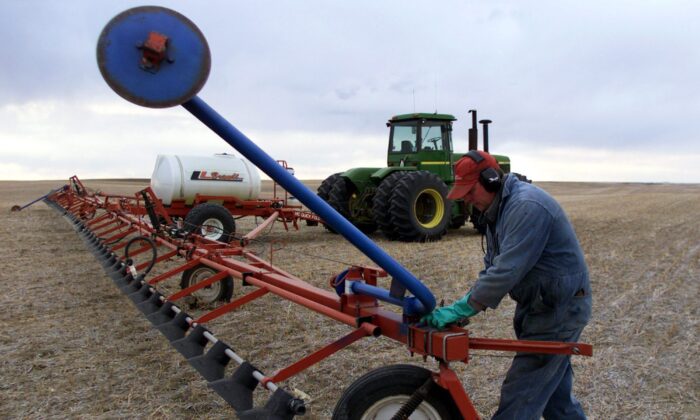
left=1, top=179, right=698, bottom=419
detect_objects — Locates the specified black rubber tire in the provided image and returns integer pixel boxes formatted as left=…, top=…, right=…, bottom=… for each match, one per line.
left=450, top=214, right=467, bottom=229
left=372, top=172, right=407, bottom=240
left=180, top=264, right=233, bottom=303
left=318, top=173, right=342, bottom=232
left=329, top=177, right=377, bottom=234
left=448, top=200, right=467, bottom=229
left=332, top=364, right=461, bottom=420
left=183, top=203, right=236, bottom=243
left=388, top=171, right=451, bottom=242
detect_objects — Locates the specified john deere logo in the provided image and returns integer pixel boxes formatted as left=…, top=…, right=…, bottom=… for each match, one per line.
left=191, top=171, right=243, bottom=182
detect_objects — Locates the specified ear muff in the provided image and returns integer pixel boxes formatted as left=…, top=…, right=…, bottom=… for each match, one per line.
left=479, top=167, right=502, bottom=192
left=464, top=150, right=502, bottom=192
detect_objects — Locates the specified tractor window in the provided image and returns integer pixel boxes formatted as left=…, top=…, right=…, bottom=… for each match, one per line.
left=391, top=125, right=417, bottom=153
left=420, top=124, right=445, bottom=151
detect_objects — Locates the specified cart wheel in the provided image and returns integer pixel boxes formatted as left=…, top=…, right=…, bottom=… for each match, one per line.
left=180, top=264, right=233, bottom=304
left=332, top=364, right=460, bottom=420
left=184, top=203, right=236, bottom=242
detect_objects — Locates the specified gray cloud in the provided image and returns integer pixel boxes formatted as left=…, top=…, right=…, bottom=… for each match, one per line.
left=1, top=1, right=699, bottom=182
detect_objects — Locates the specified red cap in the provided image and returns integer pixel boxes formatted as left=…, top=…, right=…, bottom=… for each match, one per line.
left=447, top=151, right=500, bottom=200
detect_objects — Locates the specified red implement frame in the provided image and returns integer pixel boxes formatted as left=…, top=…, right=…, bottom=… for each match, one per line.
left=47, top=178, right=592, bottom=419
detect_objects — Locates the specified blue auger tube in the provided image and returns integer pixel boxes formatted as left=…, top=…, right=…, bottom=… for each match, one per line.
left=182, top=96, right=435, bottom=315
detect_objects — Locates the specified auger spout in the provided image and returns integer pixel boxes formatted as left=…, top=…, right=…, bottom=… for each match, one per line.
left=182, top=97, right=435, bottom=315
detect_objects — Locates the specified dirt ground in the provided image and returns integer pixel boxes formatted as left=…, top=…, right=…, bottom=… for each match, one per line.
left=1, top=179, right=698, bottom=419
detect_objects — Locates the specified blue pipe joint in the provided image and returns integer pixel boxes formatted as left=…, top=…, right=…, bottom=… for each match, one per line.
left=350, top=282, right=425, bottom=316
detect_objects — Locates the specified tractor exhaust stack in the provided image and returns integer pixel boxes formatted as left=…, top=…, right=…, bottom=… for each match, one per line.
left=479, top=119, right=492, bottom=153
left=468, top=109, right=478, bottom=151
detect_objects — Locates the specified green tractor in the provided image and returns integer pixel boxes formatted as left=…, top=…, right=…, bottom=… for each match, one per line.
left=318, top=110, right=515, bottom=242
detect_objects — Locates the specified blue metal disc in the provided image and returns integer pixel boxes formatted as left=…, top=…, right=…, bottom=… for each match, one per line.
left=97, top=6, right=211, bottom=108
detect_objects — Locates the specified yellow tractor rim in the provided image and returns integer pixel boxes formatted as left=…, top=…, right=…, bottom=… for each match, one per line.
left=414, top=188, right=444, bottom=229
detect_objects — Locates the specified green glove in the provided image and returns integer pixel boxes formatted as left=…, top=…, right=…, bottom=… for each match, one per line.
left=420, top=291, right=479, bottom=329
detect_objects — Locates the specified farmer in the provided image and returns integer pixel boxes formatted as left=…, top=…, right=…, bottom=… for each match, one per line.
left=421, top=150, right=592, bottom=419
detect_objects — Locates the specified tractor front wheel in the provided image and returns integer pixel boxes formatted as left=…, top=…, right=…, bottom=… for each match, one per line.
left=388, top=171, right=450, bottom=242
left=332, top=364, right=461, bottom=420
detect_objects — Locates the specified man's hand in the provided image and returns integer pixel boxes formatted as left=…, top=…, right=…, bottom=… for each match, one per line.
left=420, top=291, right=479, bottom=329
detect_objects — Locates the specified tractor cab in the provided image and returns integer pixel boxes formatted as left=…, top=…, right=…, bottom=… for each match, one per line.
left=387, top=113, right=456, bottom=181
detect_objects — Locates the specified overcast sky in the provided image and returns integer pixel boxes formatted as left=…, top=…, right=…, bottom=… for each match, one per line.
left=1, top=1, right=698, bottom=183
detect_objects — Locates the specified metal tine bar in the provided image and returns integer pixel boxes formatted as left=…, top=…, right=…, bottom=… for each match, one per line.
left=147, top=258, right=201, bottom=285
left=93, top=221, right=130, bottom=237
left=90, top=216, right=121, bottom=232
left=102, top=227, right=137, bottom=244
left=85, top=212, right=111, bottom=227
left=119, top=242, right=152, bottom=258
left=195, top=287, right=269, bottom=324
left=135, top=249, right=178, bottom=272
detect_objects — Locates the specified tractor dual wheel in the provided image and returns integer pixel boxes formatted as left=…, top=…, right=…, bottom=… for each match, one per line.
left=318, top=173, right=342, bottom=233
left=180, top=264, right=233, bottom=304
left=388, top=171, right=451, bottom=242
left=328, top=177, right=377, bottom=234
left=372, top=171, right=408, bottom=240
left=183, top=203, right=236, bottom=243
left=332, top=364, right=461, bottom=420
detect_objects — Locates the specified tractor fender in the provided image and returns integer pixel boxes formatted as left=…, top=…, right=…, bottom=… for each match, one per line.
left=338, top=167, right=382, bottom=191
left=369, top=166, right=417, bottom=182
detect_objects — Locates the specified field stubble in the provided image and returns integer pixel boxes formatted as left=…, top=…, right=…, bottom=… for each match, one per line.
left=0, top=179, right=698, bottom=419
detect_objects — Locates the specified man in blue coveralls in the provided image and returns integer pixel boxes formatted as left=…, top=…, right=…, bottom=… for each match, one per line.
left=421, top=151, right=592, bottom=419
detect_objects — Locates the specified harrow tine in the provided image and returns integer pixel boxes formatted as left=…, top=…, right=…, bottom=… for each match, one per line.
left=171, top=324, right=210, bottom=359
left=121, top=276, right=147, bottom=295
left=146, top=301, right=176, bottom=326
left=154, top=310, right=191, bottom=341
left=115, top=273, right=145, bottom=295
left=114, top=272, right=137, bottom=288
left=187, top=340, right=231, bottom=381
left=238, top=388, right=305, bottom=420
left=209, top=361, right=259, bottom=412
left=127, top=284, right=155, bottom=305
left=107, top=264, right=128, bottom=281
left=101, top=253, right=119, bottom=268
left=135, top=291, right=165, bottom=315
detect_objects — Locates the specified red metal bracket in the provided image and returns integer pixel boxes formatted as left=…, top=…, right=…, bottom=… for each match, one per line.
left=262, top=326, right=374, bottom=386
left=139, top=31, right=169, bottom=71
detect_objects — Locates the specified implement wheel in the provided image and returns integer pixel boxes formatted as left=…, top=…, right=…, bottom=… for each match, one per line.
left=372, top=171, right=407, bottom=240
left=329, top=177, right=377, bottom=234
left=184, top=203, right=235, bottom=242
left=180, top=264, right=233, bottom=304
left=388, top=171, right=451, bottom=242
left=332, top=364, right=460, bottom=420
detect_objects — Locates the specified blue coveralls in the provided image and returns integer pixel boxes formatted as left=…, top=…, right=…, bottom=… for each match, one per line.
left=470, top=175, right=592, bottom=420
